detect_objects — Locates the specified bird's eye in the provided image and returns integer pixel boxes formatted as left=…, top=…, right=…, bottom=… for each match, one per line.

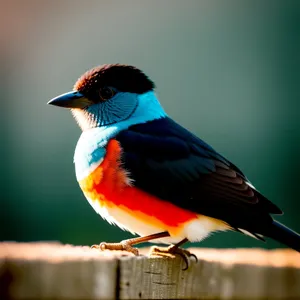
left=99, top=87, right=116, bottom=101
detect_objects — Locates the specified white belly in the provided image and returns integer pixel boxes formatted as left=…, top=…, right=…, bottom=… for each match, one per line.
left=86, top=196, right=229, bottom=245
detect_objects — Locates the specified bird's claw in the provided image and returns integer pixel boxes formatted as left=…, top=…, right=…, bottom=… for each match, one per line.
left=149, top=245, right=197, bottom=270
left=91, top=241, right=139, bottom=256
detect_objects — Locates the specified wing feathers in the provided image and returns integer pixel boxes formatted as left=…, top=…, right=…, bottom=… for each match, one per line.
left=215, top=167, right=238, bottom=178
left=115, top=117, right=283, bottom=236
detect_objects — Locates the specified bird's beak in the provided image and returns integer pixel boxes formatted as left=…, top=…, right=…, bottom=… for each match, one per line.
left=47, top=91, right=93, bottom=108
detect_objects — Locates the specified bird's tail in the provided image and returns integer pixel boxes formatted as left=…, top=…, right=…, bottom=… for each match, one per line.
left=266, top=220, right=300, bottom=252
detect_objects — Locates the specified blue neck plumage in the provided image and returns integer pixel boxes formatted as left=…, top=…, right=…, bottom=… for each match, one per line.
left=72, top=91, right=167, bottom=135
left=73, top=91, right=167, bottom=180
left=126, top=91, right=167, bottom=125
left=104, top=92, right=165, bottom=140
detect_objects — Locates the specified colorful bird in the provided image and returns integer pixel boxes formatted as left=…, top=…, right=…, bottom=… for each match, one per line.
left=48, top=64, right=300, bottom=265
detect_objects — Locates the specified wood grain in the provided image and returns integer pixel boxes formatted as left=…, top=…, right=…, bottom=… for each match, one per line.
left=0, top=242, right=299, bottom=299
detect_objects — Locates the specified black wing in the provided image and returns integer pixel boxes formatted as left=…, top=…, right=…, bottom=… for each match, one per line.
left=115, top=117, right=282, bottom=236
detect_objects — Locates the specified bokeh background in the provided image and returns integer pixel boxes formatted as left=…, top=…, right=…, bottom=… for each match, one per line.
left=1, top=0, right=299, bottom=250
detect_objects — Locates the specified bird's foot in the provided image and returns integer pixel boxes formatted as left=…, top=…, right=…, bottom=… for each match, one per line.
left=91, top=232, right=171, bottom=256
left=149, top=245, right=197, bottom=270
left=91, top=240, right=139, bottom=256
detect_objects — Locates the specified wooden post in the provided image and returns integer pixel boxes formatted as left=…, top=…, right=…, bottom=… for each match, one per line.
left=0, top=242, right=299, bottom=299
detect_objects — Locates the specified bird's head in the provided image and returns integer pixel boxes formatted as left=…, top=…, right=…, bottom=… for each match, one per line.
left=48, top=64, right=164, bottom=131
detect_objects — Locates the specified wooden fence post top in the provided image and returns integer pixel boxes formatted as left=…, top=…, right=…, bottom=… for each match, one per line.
left=0, top=242, right=299, bottom=299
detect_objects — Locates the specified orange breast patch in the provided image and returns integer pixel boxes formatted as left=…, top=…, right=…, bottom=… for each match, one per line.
left=78, top=139, right=198, bottom=234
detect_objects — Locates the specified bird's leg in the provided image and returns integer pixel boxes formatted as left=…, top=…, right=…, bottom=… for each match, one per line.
left=149, top=238, right=197, bottom=270
left=91, top=231, right=170, bottom=256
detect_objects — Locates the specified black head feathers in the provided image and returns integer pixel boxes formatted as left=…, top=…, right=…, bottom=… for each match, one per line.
left=74, top=64, right=155, bottom=101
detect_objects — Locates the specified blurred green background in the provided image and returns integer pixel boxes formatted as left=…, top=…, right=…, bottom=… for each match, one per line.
left=1, top=1, right=299, bottom=250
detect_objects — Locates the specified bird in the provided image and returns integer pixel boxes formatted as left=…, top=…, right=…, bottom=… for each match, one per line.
left=48, top=64, right=300, bottom=267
